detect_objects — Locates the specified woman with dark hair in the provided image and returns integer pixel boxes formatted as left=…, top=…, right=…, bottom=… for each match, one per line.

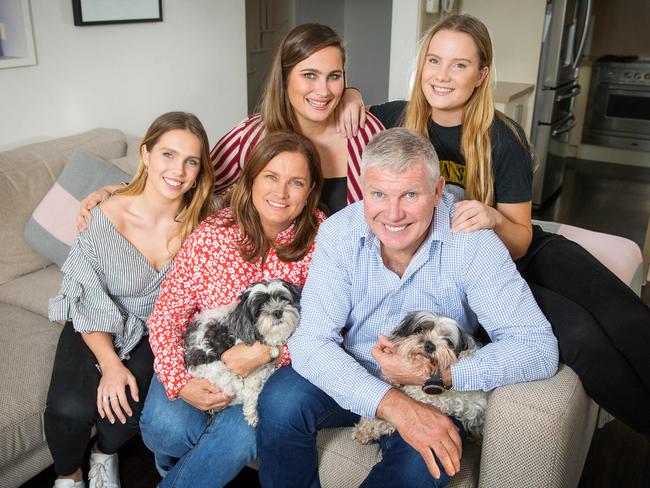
left=341, top=14, right=650, bottom=439
left=45, top=112, right=214, bottom=488
left=139, top=130, right=326, bottom=487
left=208, top=22, right=384, bottom=214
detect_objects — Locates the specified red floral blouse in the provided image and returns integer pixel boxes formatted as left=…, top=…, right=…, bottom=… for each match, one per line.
left=147, top=207, right=326, bottom=399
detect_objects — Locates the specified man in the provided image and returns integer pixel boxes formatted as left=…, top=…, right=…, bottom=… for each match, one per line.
left=257, top=128, right=558, bottom=487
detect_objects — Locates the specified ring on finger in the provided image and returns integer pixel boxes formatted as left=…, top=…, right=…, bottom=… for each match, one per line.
left=110, top=395, right=118, bottom=401
left=102, top=395, right=109, bottom=402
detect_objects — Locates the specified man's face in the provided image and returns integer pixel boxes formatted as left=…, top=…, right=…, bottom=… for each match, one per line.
left=363, top=161, right=445, bottom=264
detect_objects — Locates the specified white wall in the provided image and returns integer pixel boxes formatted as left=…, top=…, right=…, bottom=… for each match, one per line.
left=343, top=0, right=391, bottom=106
left=0, top=0, right=247, bottom=150
left=388, top=0, right=420, bottom=100
left=461, top=0, right=546, bottom=132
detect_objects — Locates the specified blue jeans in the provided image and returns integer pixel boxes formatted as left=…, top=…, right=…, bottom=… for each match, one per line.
left=257, top=366, right=465, bottom=488
left=139, top=374, right=256, bottom=488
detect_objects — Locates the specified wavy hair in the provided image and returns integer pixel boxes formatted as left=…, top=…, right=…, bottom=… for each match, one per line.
left=115, top=112, right=214, bottom=255
left=222, top=130, right=323, bottom=262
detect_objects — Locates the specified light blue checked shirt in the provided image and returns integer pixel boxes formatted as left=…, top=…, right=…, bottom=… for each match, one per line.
left=288, top=193, right=558, bottom=418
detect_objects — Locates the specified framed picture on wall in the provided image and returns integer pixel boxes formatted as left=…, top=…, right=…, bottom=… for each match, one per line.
left=72, top=0, right=163, bottom=26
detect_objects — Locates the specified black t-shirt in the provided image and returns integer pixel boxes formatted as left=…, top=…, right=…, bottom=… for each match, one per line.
left=370, top=101, right=532, bottom=204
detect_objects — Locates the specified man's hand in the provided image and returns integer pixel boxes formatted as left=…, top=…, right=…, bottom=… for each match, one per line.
left=372, top=335, right=433, bottom=385
left=179, top=378, right=232, bottom=411
left=377, top=389, right=462, bottom=479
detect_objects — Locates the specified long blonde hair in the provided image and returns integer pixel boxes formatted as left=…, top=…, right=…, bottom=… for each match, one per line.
left=403, top=14, right=513, bottom=207
left=260, top=23, right=345, bottom=133
left=115, top=112, right=214, bottom=255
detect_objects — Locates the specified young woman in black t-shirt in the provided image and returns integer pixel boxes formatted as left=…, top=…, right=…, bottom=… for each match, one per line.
left=340, top=14, right=650, bottom=438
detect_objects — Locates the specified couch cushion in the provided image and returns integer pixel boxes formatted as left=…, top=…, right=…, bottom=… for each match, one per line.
left=0, top=265, right=62, bottom=319
left=0, top=304, right=62, bottom=473
left=0, top=129, right=127, bottom=285
left=24, top=150, right=130, bottom=267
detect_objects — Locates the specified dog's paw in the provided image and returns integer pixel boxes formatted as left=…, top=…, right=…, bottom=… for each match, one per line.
left=351, top=427, right=377, bottom=445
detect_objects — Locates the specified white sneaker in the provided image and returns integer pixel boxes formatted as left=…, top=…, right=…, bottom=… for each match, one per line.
left=88, top=452, right=120, bottom=488
left=53, top=479, right=85, bottom=488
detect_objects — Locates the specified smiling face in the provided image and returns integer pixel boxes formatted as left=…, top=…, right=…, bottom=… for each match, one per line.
left=286, top=46, right=345, bottom=128
left=363, top=161, right=445, bottom=268
left=141, top=129, right=201, bottom=203
left=252, top=151, right=313, bottom=239
left=420, top=29, right=488, bottom=126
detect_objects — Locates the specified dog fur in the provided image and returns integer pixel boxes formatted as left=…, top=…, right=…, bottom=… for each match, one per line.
left=183, top=279, right=301, bottom=426
left=352, top=311, right=488, bottom=444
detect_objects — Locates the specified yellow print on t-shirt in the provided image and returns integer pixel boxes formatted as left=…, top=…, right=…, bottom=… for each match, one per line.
left=439, top=159, right=466, bottom=188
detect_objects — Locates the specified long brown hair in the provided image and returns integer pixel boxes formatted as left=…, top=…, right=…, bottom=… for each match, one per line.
left=115, top=112, right=214, bottom=254
left=403, top=14, right=524, bottom=207
left=260, top=23, right=345, bottom=133
left=222, top=130, right=323, bottom=262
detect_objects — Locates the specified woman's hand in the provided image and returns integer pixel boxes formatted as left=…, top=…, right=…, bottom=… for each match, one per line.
left=335, top=87, right=366, bottom=139
left=451, top=199, right=501, bottom=233
left=179, top=378, right=232, bottom=412
left=96, top=359, right=139, bottom=424
left=372, top=335, right=433, bottom=386
left=221, top=342, right=271, bottom=377
left=76, top=185, right=121, bottom=232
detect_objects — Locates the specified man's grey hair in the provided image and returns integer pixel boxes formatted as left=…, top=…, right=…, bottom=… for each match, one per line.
left=361, top=128, right=440, bottom=186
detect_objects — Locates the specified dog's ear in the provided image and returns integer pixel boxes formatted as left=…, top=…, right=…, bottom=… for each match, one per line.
left=458, top=329, right=480, bottom=356
left=228, top=297, right=259, bottom=345
left=392, top=311, right=431, bottom=338
left=283, top=280, right=302, bottom=305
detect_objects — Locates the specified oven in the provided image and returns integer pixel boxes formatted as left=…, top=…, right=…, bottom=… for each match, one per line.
left=583, top=60, right=650, bottom=152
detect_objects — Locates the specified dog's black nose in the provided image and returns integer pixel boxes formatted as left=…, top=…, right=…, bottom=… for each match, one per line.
left=273, top=310, right=283, bottom=319
left=424, top=341, right=436, bottom=354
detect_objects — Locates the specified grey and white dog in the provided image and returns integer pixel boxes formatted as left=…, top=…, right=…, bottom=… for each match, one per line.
left=352, top=311, right=488, bottom=443
left=183, top=279, right=301, bottom=426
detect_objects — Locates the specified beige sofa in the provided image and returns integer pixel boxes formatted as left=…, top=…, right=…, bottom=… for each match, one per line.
left=0, top=129, right=643, bottom=488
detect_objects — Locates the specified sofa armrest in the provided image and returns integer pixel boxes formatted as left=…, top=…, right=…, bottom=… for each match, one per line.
left=478, top=364, right=598, bottom=488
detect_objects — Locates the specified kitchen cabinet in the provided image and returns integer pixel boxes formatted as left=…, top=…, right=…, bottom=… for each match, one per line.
left=494, top=81, right=534, bottom=136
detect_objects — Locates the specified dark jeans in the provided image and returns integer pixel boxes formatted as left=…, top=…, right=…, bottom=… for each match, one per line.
left=257, top=366, right=465, bottom=488
left=44, top=321, right=154, bottom=476
left=518, top=228, right=650, bottom=437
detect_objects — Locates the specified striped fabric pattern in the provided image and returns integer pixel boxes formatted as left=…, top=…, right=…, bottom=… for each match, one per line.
left=49, top=207, right=169, bottom=359
left=24, top=149, right=130, bottom=267
left=209, top=112, right=385, bottom=202
left=289, top=193, right=559, bottom=418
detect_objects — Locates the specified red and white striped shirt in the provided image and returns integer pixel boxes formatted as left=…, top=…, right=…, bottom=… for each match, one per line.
left=210, top=112, right=385, bottom=203
left=147, top=207, right=326, bottom=399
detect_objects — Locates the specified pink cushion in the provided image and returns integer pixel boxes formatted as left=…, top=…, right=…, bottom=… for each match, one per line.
left=556, top=224, right=642, bottom=286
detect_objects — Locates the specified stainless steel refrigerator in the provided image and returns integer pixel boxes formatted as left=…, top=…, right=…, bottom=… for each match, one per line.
left=530, top=0, right=593, bottom=207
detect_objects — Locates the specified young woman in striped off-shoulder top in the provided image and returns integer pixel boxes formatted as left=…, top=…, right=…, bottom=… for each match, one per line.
left=45, top=112, right=214, bottom=488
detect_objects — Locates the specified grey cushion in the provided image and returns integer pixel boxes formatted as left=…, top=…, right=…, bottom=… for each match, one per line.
left=0, top=265, right=62, bottom=319
left=0, top=128, right=127, bottom=285
left=24, top=150, right=130, bottom=267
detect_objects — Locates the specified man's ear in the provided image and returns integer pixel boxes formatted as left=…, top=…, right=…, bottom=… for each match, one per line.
left=433, top=176, right=445, bottom=204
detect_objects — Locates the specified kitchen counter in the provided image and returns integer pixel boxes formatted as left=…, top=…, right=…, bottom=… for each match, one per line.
left=494, top=81, right=534, bottom=103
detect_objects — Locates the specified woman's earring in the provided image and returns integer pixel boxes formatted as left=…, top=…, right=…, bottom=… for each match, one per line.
left=191, top=180, right=197, bottom=189
left=144, top=164, right=148, bottom=174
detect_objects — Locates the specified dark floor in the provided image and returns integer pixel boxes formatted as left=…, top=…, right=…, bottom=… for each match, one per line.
left=22, top=157, right=650, bottom=488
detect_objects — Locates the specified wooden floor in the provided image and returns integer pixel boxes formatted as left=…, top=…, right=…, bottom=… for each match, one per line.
left=22, top=157, right=650, bottom=488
